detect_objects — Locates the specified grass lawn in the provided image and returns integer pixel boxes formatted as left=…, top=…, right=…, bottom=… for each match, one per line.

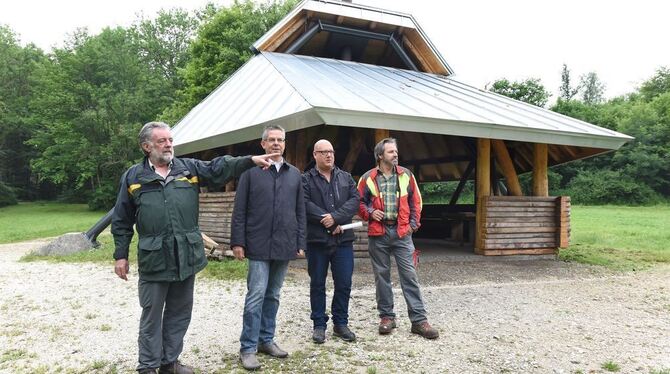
left=0, top=202, right=105, bottom=244
left=20, top=231, right=248, bottom=281
left=11, top=202, right=670, bottom=273
left=560, top=205, right=670, bottom=270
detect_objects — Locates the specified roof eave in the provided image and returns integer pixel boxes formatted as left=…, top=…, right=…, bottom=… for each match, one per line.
left=173, top=109, right=323, bottom=156
left=314, top=107, right=632, bottom=150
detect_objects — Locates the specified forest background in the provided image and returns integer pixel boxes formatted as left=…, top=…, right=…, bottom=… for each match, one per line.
left=1, top=0, right=668, bottom=210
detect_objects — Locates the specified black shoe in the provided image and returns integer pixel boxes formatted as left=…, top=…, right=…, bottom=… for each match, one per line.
left=333, top=325, right=356, bottom=342
left=312, top=327, right=326, bottom=344
left=138, top=369, right=157, bottom=374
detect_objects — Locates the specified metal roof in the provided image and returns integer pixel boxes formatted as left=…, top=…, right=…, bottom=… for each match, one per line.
left=172, top=52, right=632, bottom=156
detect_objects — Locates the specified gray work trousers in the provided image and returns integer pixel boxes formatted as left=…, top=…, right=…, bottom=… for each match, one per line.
left=368, top=226, right=428, bottom=324
left=137, top=275, right=195, bottom=370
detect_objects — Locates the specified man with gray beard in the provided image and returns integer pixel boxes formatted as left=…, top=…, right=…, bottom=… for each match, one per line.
left=112, top=121, right=277, bottom=374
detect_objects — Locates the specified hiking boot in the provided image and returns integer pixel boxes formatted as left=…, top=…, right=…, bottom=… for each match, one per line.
left=158, top=361, right=193, bottom=374
left=258, top=342, right=288, bottom=358
left=239, top=352, right=261, bottom=371
left=378, top=317, right=397, bottom=335
left=411, top=321, right=439, bottom=339
left=312, top=327, right=326, bottom=344
left=138, top=369, right=157, bottom=374
left=333, top=325, right=356, bottom=342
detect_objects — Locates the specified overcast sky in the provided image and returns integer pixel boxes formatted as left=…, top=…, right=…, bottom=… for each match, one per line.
left=2, top=0, right=668, bottom=101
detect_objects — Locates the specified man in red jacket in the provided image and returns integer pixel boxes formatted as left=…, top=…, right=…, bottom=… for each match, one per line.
left=357, top=137, right=439, bottom=339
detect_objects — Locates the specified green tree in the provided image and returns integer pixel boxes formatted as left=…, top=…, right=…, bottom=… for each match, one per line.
left=559, top=63, right=580, bottom=100
left=488, top=78, right=550, bottom=107
left=639, top=66, right=670, bottom=102
left=162, top=0, right=298, bottom=123
left=28, top=27, right=172, bottom=209
left=131, top=8, right=199, bottom=92
left=0, top=25, right=49, bottom=199
left=580, top=71, right=605, bottom=104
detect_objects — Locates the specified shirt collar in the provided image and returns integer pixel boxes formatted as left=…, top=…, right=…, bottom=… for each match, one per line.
left=272, top=157, right=284, bottom=172
left=148, top=158, right=173, bottom=174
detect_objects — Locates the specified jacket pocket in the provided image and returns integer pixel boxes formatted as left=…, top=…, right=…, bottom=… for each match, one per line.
left=186, top=231, right=205, bottom=266
left=137, top=235, right=167, bottom=273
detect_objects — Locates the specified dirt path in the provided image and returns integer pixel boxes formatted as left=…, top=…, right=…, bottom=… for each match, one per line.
left=1, top=240, right=668, bottom=373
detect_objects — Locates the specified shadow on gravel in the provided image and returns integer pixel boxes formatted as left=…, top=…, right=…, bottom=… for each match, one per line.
left=288, top=238, right=617, bottom=289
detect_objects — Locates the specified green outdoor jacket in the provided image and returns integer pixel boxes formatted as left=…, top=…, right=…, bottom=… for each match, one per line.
left=111, top=155, right=254, bottom=282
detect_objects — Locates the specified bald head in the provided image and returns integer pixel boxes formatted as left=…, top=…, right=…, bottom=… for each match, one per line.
left=313, top=139, right=335, bottom=172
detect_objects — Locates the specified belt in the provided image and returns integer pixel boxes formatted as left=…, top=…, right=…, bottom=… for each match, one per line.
left=382, top=220, right=397, bottom=226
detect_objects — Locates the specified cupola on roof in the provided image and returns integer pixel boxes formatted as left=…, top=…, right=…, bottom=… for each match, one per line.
left=252, top=0, right=453, bottom=75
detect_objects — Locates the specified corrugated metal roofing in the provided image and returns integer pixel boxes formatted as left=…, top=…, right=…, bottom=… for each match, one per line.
left=172, top=52, right=632, bottom=156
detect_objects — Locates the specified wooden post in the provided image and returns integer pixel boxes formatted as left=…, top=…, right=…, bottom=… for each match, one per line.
left=476, top=138, right=491, bottom=200
left=475, top=138, right=491, bottom=253
left=491, top=139, right=523, bottom=196
left=533, top=143, right=549, bottom=196
left=557, top=196, right=570, bottom=248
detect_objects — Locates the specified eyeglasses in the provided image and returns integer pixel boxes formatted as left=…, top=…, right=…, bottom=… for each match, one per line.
left=264, top=137, right=285, bottom=143
left=315, top=150, right=335, bottom=156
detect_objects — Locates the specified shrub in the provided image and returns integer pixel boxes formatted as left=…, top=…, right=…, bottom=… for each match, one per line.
left=0, top=182, right=18, bottom=207
left=563, top=169, right=661, bottom=205
left=88, top=183, right=118, bottom=211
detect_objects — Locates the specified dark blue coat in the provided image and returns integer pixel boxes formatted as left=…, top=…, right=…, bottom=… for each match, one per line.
left=302, top=166, right=359, bottom=248
left=231, top=162, right=306, bottom=260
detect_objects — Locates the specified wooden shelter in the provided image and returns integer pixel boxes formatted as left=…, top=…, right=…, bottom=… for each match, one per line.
left=173, top=0, right=632, bottom=256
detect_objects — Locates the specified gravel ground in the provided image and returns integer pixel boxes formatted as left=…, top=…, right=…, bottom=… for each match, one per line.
left=1, top=239, right=669, bottom=374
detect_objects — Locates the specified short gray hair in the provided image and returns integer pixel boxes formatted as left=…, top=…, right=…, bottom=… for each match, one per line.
left=373, top=137, right=397, bottom=163
left=261, top=124, right=285, bottom=140
left=139, top=121, right=171, bottom=154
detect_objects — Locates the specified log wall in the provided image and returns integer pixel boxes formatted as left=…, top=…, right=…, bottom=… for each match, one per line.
left=475, top=196, right=571, bottom=255
left=199, top=192, right=370, bottom=258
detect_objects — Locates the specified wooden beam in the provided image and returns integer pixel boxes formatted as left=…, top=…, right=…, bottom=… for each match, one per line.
left=374, top=129, right=389, bottom=143
left=264, top=17, right=307, bottom=51
left=401, top=35, right=430, bottom=72
left=491, top=139, right=523, bottom=196
left=491, top=155, right=500, bottom=196
left=533, top=143, right=549, bottom=196
left=449, top=161, right=474, bottom=205
left=404, top=155, right=472, bottom=166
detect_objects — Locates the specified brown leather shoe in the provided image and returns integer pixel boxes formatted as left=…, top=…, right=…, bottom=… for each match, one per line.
left=411, top=321, right=439, bottom=339
left=378, top=317, right=397, bottom=335
left=158, top=360, right=194, bottom=374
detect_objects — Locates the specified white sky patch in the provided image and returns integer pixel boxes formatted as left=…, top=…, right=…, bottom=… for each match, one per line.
left=2, top=0, right=668, bottom=101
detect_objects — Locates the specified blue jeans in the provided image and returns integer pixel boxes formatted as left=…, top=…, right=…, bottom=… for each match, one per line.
left=306, top=243, right=354, bottom=329
left=239, top=259, right=289, bottom=353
